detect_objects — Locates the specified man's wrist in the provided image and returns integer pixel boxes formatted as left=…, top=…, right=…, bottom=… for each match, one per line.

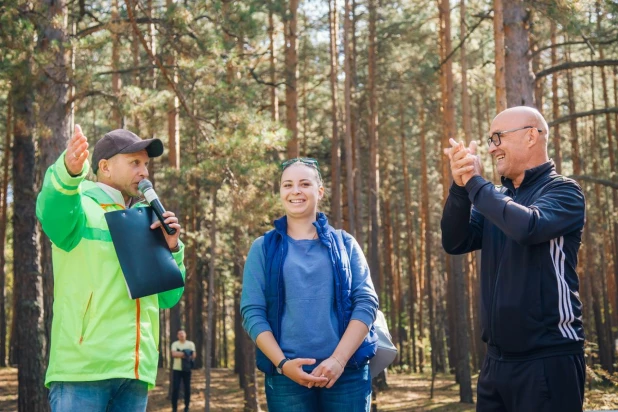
left=170, top=243, right=180, bottom=252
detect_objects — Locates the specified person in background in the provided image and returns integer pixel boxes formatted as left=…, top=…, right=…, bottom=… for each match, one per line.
left=171, top=329, right=196, bottom=412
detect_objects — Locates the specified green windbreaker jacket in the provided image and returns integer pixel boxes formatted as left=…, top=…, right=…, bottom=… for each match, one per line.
left=36, top=152, right=186, bottom=388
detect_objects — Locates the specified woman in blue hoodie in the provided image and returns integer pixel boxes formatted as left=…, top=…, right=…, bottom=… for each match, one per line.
left=241, top=158, right=379, bottom=412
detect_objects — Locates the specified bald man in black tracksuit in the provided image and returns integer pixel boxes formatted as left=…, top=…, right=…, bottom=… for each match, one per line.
left=442, top=106, right=585, bottom=412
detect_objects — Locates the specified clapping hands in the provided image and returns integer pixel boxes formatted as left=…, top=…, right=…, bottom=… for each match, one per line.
left=444, top=138, right=483, bottom=186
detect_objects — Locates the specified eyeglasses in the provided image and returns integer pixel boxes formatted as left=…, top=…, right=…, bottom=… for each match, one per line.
left=487, top=126, right=543, bottom=148
left=281, top=157, right=322, bottom=180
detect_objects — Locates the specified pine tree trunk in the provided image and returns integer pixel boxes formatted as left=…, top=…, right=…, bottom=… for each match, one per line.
left=367, top=0, right=380, bottom=296
left=392, top=203, right=405, bottom=365
left=461, top=0, right=472, bottom=144
left=493, top=0, right=507, bottom=113
left=167, top=1, right=180, bottom=169
left=550, top=22, right=563, bottom=174
left=343, top=0, right=356, bottom=237
left=38, top=0, right=70, bottom=369
left=383, top=191, right=397, bottom=358
left=130, top=0, right=141, bottom=131
left=211, top=282, right=218, bottom=368
left=269, top=2, right=279, bottom=122
left=350, top=0, right=363, bottom=243
left=111, top=0, right=122, bottom=127
left=328, top=0, right=342, bottom=228
left=0, top=90, right=11, bottom=367
left=204, top=187, right=218, bottom=412
left=596, top=3, right=618, bottom=323
left=439, top=0, right=473, bottom=400
left=400, top=102, right=417, bottom=372
left=419, top=106, right=428, bottom=374
left=12, top=55, right=49, bottom=411
left=233, top=226, right=260, bottom=411
left=503, top=0, right=535, bottom=107
left=284, top=0, right=299, bottom=158
left=589, top=57, right=614, bottom=372
left=566, top=47, right=582, bottom=176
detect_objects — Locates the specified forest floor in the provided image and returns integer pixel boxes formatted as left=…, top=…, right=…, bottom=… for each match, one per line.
left=1, top=366, right=618, bottom=411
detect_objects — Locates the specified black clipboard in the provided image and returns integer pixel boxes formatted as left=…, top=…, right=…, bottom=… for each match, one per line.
left=104, top=206, right=184, bottom=299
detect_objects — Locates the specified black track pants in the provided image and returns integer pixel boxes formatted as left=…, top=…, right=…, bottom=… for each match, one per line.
left=477, top=353, right=585, bottom=412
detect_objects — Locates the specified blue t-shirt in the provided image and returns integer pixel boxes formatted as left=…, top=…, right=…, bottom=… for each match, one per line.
left=241, top=232, right=377, bottom=362
left=279, top=237, right=340, bottom=360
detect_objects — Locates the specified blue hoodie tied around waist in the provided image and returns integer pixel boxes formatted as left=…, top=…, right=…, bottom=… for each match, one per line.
left=241, top=212, right=379, bottom=375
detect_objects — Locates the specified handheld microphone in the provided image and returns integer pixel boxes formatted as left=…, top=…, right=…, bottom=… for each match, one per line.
left=138, top=179, right=177, bottom=235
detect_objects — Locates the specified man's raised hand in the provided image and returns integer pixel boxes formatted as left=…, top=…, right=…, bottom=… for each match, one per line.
left=445, top=138, right=476, bottom=186
left=64, top=124, right=89, bottom=176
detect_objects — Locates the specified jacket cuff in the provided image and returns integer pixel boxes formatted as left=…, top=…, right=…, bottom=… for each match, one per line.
left=449, top=181, right=469, bottom=197
left=52, top=151, right=89, bottom=195
left=172, top=239, right=185, bottom=265
left=465, top=175, right=491, bottom=202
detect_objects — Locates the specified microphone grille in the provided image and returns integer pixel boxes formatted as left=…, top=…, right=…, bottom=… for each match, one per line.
left=138, top=179, right=153, bottom=193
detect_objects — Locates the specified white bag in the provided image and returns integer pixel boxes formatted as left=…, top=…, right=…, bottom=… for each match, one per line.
left=369, top=310, right=398, bottom=378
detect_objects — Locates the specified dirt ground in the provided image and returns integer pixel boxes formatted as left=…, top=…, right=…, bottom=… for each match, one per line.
left=2, top=366, right=618, bottom=411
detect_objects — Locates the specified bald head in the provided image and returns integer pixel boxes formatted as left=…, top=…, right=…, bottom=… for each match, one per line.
left=488, top=106, right=551, bottom=188
left=492, top=106, right=549, bottom=145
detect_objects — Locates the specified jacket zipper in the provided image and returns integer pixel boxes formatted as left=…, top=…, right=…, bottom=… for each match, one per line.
left=490, top=254, right=505, bottom=346
left=490, top=190, right=515, bottom=347
left=79, top=292, right=94, bottom=344
left=134, top=298, right=141, bottom=379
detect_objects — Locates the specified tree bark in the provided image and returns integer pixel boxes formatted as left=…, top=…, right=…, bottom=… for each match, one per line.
left=284, top=0, right=300, bottom=158
left=503, top=0, right=535, bottom=107
left=419, top=105, right=428, bottom=375
left=439, top=0, right=473, bottom=401
left=493, top=0, right=507, bottom=113
left=596, top=3, right=618, bottom=317
left=233, top=225, right=260, bottom=411
left=589, top=53, right=614, bottom=372
left=401, top=101, right=417, bottom=372
left=269, top=2, right=279, bottom=122
left=343, top=0, right=356, bottom=237
left=566, top=47, right=582, bottom=176
left=166, top=1, right=180, bottom=169
left=12, top=54, right=49, bottom=411
left=367, top=0, right=380, bottom=296
left=0, top=90, right=11, bottom=367
left=204, top=187, right=218, bottom=412
left=329, top=0, right=342, bottom=228
left=38, top=0, right=71, bottom=368
left=550, top=22, right=562, bottom=174
left=461, top=0, right=472, bottom=144
left=111, top=0, right=123, bottom=127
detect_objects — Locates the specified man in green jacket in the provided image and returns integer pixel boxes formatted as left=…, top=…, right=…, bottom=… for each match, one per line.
left=36, top=125, right=186, bottom=412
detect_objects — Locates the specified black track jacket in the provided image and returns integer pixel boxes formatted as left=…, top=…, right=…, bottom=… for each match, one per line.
left=441, top=161, right=585, bottom=360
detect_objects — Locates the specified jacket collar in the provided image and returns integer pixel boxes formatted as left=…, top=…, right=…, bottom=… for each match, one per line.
left=273, top=212, right=333, bottom=247
left=501, top=160, right=554, bottom=192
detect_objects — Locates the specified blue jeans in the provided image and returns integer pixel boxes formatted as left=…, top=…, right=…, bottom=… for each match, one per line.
left=265, top=364, right=372, bottom=412
left=48, top=379, right=148, bottom=412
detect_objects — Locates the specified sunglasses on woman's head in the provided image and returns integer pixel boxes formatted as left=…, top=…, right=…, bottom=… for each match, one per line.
left=281, top=157, right=322, bottom=180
